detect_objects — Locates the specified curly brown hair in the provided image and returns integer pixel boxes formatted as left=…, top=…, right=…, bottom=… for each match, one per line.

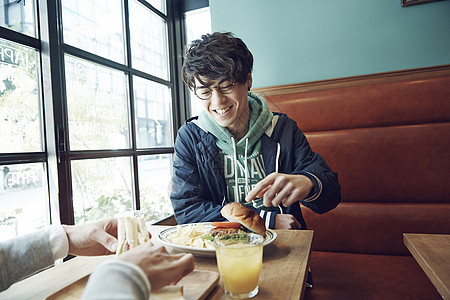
left=181, top=32, right=253, bottom=90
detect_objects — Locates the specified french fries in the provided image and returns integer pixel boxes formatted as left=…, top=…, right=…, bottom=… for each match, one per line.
left=166, top=223, right=214, bottom=249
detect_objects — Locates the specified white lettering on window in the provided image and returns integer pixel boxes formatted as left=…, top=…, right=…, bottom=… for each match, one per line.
left=0, top=46, right=29, bottom=69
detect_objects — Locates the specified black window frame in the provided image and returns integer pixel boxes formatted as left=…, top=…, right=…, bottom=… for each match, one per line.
left=0, top=0, right=190, bottom=227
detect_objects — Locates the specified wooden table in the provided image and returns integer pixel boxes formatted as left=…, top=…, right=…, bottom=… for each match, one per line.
left=0, top=226, right=313, bottom=300
left=0, top=255, right=111, bottom=299
left=404, top=233, right=450, bottom=300
left=153, top=227, right=314, bottom=300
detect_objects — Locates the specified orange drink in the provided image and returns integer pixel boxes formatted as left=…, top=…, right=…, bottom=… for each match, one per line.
left=214, top=233, right=264, bottom=299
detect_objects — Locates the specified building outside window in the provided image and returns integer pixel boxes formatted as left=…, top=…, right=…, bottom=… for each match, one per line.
left=0, top=0, right=187, bottom=241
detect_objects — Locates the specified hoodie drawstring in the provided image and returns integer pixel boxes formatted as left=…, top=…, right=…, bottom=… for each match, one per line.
left=231, top=136, right=239, bottom=202
left=275, top=143, right=281, bottom=173
left=275, top=143, right=283, bottom=214
left=244, top=138, right=249, bottom=195
left=231, top=136, right=250, bottom=202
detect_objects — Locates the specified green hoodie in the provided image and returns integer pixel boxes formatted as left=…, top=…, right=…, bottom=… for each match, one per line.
left=198, top=92, right=273, bottom=203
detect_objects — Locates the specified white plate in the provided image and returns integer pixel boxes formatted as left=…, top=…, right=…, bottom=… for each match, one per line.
left=157, top=223, right=277, bottom=257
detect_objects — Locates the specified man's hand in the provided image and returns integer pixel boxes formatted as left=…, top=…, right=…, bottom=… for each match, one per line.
left=245, top=173, right=314, bottom=208
left=63, top=218, right=124, bottom=256
left=275, top=214, right=302, bottom=229
left=118, top=243, right=195, bottom=291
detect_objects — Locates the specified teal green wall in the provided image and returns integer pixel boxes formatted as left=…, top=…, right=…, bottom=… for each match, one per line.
left=210, top=0, right=450, bottom=88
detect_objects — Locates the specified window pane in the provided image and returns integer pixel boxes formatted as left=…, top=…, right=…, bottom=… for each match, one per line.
left=0, top=163, right=49, bottom=241
left=0, top=0, right=37, bottom=37
left=138, top=154, right=173, bottom=222
left=129, top=0, right=169, bottom=80
left=72, top=157, right=133, bottom=224
left=0, top=38, right=42, bottom=153
left=65, top=55, right=130, bottom=150
left=61, top=0, right=125, bottom=64
left=134, top=76, right=173, bottom=148
left=146, top=0, right=167, bottom=15
left=184, top=7, right=211, bottom=117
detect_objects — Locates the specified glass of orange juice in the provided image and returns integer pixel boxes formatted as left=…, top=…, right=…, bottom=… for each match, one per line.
left=214, top=233, right=264, bottom=299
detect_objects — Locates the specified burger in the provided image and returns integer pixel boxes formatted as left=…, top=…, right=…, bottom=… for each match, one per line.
left=203, top=202, right=266, bottom=241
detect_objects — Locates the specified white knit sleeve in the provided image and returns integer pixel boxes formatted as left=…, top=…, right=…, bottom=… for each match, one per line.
left=45, top=224, right=69, bottom=261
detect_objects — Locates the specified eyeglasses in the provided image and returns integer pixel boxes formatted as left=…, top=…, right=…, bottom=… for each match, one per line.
left=194, top=81, right=235, bottom=100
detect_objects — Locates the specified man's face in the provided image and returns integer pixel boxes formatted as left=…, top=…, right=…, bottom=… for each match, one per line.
left=195, top=74, right=252, bottom=133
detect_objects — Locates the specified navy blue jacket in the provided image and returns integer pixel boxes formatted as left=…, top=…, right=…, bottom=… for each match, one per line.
left=170, top=112, right=341, bottom=229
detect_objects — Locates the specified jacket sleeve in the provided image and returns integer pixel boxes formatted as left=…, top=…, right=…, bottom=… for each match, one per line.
left=170, top=125, right=226, bottom=224
left=287, top=118, right=341, bottom=214
left=0, top=230, right=54, bottom=292
left=81, top=260, right=150, bottom=300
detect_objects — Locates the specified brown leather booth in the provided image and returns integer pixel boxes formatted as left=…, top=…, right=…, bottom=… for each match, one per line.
left=254, top=65, right=450, bottom=299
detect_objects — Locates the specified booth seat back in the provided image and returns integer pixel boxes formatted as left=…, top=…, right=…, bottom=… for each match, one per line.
left=256, top=68, right=450, bottom=256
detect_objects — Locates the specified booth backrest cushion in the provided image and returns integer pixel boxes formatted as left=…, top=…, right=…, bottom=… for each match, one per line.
left=257, top=69, right=450, bottom=256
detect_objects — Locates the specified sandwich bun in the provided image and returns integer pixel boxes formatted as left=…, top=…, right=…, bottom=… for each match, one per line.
left=220, top=202, right=266, bottom=236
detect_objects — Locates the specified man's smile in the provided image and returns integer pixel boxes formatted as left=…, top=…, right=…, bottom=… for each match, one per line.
left=214, top=106, right=232, bottom=115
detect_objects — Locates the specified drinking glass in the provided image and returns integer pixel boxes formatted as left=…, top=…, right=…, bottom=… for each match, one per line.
left=214, top=233, right=264, bottom=299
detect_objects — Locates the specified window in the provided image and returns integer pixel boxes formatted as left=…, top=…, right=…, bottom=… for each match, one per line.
left=0, top=0, right=46, bottom=241
left=0, top=0, right=186, bottom=241
left=183, top=6, right=211, bottom=117
left=0, top=39, right=41, bottom=153
left=62, top=1, right=125, bottom=64
left=0, top=0, right=37, bottom=37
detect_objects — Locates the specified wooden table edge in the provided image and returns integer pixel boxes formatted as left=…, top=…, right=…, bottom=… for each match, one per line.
left=403, top=233, right=450, bottom=300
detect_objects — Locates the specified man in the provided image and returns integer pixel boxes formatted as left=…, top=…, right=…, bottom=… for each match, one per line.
left=0, top=218, right=194, bottom=299
left=171, top=32, right=340, bottom=230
